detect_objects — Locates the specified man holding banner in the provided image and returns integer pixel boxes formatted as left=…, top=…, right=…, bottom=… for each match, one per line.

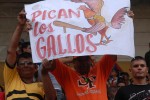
left=4, top=10, right=56, bottom=100
left=43, top=55, right=117, bottom=100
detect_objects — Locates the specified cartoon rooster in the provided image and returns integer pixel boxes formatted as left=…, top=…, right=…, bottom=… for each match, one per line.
left=72, top=0, right=128, bottom=45
left=53, top=0, right=128, bottom=45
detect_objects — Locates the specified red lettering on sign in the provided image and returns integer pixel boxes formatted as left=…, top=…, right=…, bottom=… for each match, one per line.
left=47, top=35, right=57, bottom=57
left=36, top=37, right=46, bottom=59
left=33, top=22, right=54, bottom=37
left=39, top=24, right=47, bottom=34
left=31, top=9, right=80, bottom=21
left=76, top=34, right=85, bottom=53
left=35, top=34, right=96, bottom=60
left=67, top=34, right=76, bottom=53
left=68, top=9, right=80, bottom=18
left=48, top=10, right=56, bottom=19
left=32, top=11, right=42, bottom=22
left=57, top=35, right=67, bottom=54
left=86, top=34, right=97, bottom=52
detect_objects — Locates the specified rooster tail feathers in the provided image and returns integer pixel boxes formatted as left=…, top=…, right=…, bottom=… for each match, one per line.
left=111, top=7, right=128, bottom=29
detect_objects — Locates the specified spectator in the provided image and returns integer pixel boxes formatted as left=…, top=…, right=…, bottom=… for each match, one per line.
left=119, top=72, right=130, bottom=85
left=42, top=55, right=117, bottom=100
left=108, top=69, right=119, bottom=87
left=145, top=42, right=150, bottom=73
left=4, top=10, right=56, bottom=100
left=115, top=56, right=150, bottom=100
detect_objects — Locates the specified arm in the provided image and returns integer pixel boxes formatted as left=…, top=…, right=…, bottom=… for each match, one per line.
left=109, top=55, right=117, bottom=62
left=41, top=59, right=57, bottom=100
left=6, top=10, right=26, bottom=67
left=97, top=55, right=117, bottom=79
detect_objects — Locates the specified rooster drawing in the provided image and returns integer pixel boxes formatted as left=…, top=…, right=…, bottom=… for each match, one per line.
left=72, top=0, right=128, bottom=45
left=53, top=0, right=128, bottom=45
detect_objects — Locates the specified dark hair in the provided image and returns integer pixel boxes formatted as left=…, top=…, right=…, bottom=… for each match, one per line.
left=16, top=52, right=32, bottom=65
left=117, top=77, right=125, bottom=85
left=21, top=41, right=30, bottom=52
left=131, top=56, right=146, bottom=63
left=73, top=56, right=94, bottom=67
left=119, top=72, right=129, bottom=78
left=73, top=56, right=91, bottom=62
left=0, top=85, right=4, bottom=92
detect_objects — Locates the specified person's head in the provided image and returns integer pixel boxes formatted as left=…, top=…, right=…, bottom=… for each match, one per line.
left=110, top=69, right=118, bottom=77
left=117, top=77, right=126, bottom=87
left=21, top=41, right=31, bottom=53
left=16, top=52, right=37, bottom=81
left=73, top=56, right=93, bottom=75
left=0, top=85, right=4, bottom=92
left=123, top=72, right=129, bottom=80
left=119, top=72, right=129, bottom=80
left=130, top=56, right=148, bottom=80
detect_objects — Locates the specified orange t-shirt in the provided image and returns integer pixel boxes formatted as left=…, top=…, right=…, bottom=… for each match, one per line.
left=51, top=55, right=116, bottom=100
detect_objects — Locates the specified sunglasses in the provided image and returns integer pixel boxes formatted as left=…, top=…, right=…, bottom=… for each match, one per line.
left=133, top=64, right=146, bottom=68
left=18, top=61, right=34, bottom=67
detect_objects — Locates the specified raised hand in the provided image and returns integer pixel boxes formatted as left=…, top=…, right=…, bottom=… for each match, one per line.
left=25, top=20, right=32, bottom=31
left=17, top=10, right=27, bottom=26
left=41, top=59, right=53, bottom=74
left=127, top=10, right=134, bottom=18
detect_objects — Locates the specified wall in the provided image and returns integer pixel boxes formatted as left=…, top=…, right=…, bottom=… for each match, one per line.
left=0, top=62, right=4, bottom=86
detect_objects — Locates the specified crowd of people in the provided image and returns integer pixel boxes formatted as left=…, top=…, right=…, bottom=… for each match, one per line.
left=0, top=8, right=150, bottom=100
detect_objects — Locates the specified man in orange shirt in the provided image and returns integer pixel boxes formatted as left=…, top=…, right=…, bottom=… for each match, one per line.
left=43, top=55, right=117, bottom=100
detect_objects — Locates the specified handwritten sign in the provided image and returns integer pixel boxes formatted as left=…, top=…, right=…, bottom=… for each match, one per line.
left=25, top=0, right=134, bottom=63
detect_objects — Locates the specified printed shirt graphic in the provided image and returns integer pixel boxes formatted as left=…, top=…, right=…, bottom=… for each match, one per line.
left=78, top=75, right=96, bottom=89
left=129, top=90, right=150, bottom=100
left=115, top=84, right=150, bottom=100
left=51, top=55, right=116, bottom=100
left=4, top=64, right=45, bottom=100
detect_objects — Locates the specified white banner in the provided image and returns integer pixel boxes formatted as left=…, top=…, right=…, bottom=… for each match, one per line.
left=25, top=0, right=135, bottom=63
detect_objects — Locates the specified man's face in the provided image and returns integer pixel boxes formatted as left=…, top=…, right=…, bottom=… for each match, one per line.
left=74, top=56, right=91, bottom=75
left=17, top=58, right=37, bottom=79
left=130, top=60, right=148, bottom=79
left=111, top=70, right=117, bottom=77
